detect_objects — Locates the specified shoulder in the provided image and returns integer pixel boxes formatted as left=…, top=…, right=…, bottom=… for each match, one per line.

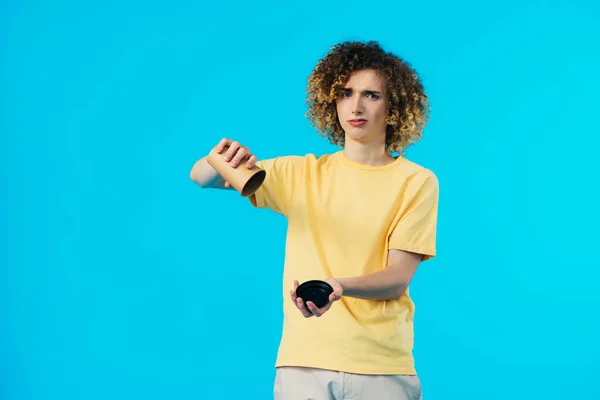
left=399, top=157, right=435, bottom=176
left=398, top=158, right=439, bottom=192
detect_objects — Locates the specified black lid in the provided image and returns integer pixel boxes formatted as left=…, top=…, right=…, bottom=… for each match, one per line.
left=296, top=280, right=334, bottom=308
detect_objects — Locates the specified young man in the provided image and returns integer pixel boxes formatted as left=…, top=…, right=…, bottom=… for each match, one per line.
left=190, top=41, right=438, bottom=400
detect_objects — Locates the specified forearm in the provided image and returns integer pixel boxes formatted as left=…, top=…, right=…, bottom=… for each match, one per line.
left=189, top=156, right=226, bottom=189
left=337, top=267, right=408, bottom=301
left=190, top=139, right=258, bottom=190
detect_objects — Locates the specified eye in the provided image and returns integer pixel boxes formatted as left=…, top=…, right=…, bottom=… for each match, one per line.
left=341, top=89, right=352, bottom=98
left=366, top=92, right=380, bottom=100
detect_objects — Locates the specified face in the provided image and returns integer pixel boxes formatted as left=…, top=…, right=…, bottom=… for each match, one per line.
left=335, top=69, right=388, bottom=145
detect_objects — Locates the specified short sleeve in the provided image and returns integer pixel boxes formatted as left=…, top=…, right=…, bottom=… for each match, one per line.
left=248, top=156, right=304, bottom=216
left=388, top=172, right=439, bottom=261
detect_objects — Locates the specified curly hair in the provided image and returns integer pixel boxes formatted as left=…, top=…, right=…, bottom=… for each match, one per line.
left=305, top=41, right=431, bottom=155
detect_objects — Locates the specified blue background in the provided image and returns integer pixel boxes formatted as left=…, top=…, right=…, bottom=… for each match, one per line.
left=2, top=0, right=599, bottom=399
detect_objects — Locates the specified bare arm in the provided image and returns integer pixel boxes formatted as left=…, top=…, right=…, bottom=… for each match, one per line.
left=336, top=249, right=422, bottom=300
left=290, top=249, right=423, bottom=318
left=189, top=138, right=258, bottom=189
left=189, top=156, right=228, bottom=189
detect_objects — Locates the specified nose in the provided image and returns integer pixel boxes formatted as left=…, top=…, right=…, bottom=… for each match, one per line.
left=352, top=96, right=364, bottom=115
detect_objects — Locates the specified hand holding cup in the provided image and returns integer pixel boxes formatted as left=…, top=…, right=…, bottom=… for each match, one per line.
left=207, top=138, right=266, bottom=197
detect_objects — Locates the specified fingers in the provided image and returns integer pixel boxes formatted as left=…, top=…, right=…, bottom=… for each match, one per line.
left=215, top=137, right=231, bottom=153
left=306, top=301, right=320, bottom=317
left=230, top=146, right=249, bottom=168
left=216, top=138, right=256, bottom=169
left=290, top=280, right=298, bottom=302
left=296, top=298, right=313, bottom=318
left=329, top=292, right=340, bottom=302
left=306, top=301, right=332, bottom=318
left=224, top=141, right=241, bottom=162
left=290, top=280, right=312, bottom=318
left=246, top=154, right=257, bottom=169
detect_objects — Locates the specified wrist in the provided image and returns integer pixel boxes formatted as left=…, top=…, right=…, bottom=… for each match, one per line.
left=335, top=277, right=353, bottom=296
left=325, top=277, right=345, bottom=298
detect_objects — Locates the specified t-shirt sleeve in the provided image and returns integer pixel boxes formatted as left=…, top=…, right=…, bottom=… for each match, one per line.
left=248, top=156, right=303, bottom=216
left=388, top=171, right=439, bottom=261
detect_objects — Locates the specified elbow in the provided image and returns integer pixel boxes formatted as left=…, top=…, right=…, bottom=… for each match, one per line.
left=189, top=168, right=200, bottom=185
left=392, top=284, right=408, bottom=300
left=189, top=164, right=209, bottom=188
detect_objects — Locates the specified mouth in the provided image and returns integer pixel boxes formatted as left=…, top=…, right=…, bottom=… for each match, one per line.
left=348, top=119, right=367, bottom=127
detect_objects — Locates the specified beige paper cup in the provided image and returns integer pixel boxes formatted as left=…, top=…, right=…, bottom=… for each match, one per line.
left=206, top=146, right=266, bottom=197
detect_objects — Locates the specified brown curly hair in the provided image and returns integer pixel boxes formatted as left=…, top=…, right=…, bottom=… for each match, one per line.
left=305, top=41, right=431, bottom=155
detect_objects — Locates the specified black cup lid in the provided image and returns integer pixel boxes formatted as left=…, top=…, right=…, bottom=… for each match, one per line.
left=296, top=280, right=333, bottom=308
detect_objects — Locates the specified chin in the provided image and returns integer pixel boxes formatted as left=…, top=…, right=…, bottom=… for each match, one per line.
left=344, top=128, right=372, bottom=142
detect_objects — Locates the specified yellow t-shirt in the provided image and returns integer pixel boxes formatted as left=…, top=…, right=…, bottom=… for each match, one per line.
left=249, top=150, right=439, bottom=375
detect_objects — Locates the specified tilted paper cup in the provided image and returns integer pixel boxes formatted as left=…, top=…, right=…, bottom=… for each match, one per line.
left=206, top=146, right=266, bottom=197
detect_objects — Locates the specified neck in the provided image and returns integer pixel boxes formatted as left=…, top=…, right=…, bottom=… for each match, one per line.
left=342, top=138, right=396, bottom=167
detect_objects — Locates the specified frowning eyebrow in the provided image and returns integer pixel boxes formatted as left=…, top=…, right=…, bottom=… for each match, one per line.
left=341, top=88, right=382, bottom=95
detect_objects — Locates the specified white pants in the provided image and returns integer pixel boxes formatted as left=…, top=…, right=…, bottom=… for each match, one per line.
left=274, top=366, right=423, bottom=400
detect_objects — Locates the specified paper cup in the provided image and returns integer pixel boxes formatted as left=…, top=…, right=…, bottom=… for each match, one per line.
left=206, top=146, right=266, bottom=197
